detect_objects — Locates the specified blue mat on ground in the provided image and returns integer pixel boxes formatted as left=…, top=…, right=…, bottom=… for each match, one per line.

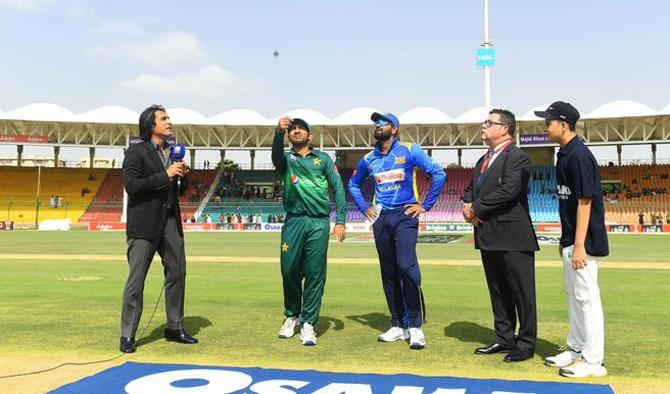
left=51, top=361, right=614, bottom=393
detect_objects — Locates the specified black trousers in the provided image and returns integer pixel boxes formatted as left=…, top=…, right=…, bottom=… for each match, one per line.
left=121, top=215, right=186, bottom=339
left=480, top=250, right=537, bottom=351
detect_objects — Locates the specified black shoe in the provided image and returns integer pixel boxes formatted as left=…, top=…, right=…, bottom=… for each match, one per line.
left=504, top=349, right=534, bottom=362
left=475, top=343, right=510, bottom=355
left=164, top=328, right=198, bottom=344
left=120, top=336, right=136, bottom=353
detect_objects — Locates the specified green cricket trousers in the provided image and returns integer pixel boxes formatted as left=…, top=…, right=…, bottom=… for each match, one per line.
left=280, top=214, right=330, bottom=324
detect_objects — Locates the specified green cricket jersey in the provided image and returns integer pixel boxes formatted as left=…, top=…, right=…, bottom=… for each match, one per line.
left=271, top=130, right=347, bottom=224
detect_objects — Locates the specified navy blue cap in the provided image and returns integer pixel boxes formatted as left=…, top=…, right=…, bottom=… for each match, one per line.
left=534, top=101, right=580, bottom=125
left=371, top=112, right=400, bottom=128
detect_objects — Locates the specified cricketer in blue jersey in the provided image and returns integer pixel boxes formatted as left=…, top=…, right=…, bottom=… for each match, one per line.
left=348, top=111, right=446, bottom=349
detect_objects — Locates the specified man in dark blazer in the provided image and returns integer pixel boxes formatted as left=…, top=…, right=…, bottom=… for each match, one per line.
left=120, top=105, right=198, bottom=353
left=463, top=108, right=539, bottom=362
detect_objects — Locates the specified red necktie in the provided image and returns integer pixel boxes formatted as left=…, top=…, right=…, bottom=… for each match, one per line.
left=480, top=149, right=495, bottom=172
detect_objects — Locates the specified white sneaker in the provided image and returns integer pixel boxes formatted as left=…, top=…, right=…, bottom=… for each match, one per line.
left=409, top=327, right=426, bottom=349
left=545, top=349, right=582, bottom=368
left=378, top=327, right=409, bottom=342
left=278, top=316, right=299, bottom=339
left=300, top=323, right=317, bottom=346
left=559, top=359, right=608, bottom=378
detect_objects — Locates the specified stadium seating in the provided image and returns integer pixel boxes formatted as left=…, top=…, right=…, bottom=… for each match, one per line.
left=79, top=169, right=218, bottom=223
left=4, top=163, right=668, bottom=226
left=600, top=164, right=670, bottom=224
left=0, top=167, right=107, bottom=224
left=79, top=169, right=123, bottom=222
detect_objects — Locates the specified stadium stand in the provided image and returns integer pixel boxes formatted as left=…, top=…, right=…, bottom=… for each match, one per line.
left=5, top=163, right=669, bottom=226
left=80, top=169, right=123, bottom=222
left=601, top=164, right=670, bottom=224
left=0, top=167, right=107, bottom=224
left=202, top=167, right=567, bottom=224
left=79, top=169, right=218, bottom=224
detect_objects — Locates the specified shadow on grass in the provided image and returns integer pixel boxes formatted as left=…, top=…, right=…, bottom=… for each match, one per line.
left=315, top=316, right=345, bottom=337
left=136, top=316, right=212, bottom=348
left=345, top=312, right=390, bottom=333
left=444, top=321, right=560, bottom=358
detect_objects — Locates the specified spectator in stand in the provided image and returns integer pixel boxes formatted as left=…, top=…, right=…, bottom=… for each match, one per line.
left=638, top=212, right=644, bottom=225
left=219, top=213, right=225, bottom=223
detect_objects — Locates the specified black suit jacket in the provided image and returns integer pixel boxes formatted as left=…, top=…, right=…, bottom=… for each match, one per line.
left=123, top=142, right=185, bottom=240
left=464, top=144, right=539, bottom=252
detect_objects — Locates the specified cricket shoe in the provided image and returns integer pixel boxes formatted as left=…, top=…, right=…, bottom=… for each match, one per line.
left=300, top=323, right=317, bottom=346
left=545, top=347, right=582, bottom=368
left=559, top=359, right=608, bottom=378
left=409, top=327, right=426, bottom=350
left=378, top=327, right=409, bottom=342
left=278, top=316, right=299, bottom=339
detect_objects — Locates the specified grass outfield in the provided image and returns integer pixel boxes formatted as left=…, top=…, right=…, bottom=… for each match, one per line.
left=0, top=231, right=668, bottom=393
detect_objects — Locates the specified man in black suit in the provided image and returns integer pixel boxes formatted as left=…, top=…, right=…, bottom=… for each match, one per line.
left=120, top=105, right=198, bottom=353
left=463, top=108, right=539, bottom=362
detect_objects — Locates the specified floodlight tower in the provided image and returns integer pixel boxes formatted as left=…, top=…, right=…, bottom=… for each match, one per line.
left=483, top=0, right=493, bottom=106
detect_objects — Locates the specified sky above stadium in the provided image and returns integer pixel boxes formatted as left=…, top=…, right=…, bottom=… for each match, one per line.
left=0, top=0, right=669, bottom=164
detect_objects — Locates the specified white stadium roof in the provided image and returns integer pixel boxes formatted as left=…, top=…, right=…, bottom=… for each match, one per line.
left=399, top=107, right=453, bottom=124
left=0, top=100, right=668, bottom=125
left=659, top=102, right=670, bottom=115
left=587, top=100, right=657, bottom=119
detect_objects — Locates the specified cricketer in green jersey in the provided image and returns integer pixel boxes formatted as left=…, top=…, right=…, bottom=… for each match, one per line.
left=272, top=116, right=347, bottom=346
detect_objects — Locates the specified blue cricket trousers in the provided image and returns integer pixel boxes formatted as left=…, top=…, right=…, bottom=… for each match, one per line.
left=372, top=207, right=425, bottom=328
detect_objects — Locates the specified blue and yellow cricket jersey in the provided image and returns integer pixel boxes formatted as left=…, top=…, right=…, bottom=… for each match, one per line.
left=348, top=139, right=446, bottom=213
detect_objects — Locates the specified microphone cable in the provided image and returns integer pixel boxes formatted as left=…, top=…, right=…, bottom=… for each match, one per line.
left=0, top=284, right=165, bottom=380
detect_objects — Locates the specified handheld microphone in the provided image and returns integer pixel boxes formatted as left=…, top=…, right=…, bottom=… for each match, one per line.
left=170, top=143, right=186, bottom=190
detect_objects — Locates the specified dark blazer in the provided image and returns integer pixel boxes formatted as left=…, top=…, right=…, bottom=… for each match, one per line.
left=464, top=144, right=539, bottom=252
left=123, top=142, right=185, bottom=240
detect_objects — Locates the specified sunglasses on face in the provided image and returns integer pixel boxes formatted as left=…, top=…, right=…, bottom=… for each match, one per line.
left=374, top=119, right=391, bottom=127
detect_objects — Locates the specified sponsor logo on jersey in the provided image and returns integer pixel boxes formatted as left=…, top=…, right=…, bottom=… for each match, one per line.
left=290, top=154, right=297, bottom=161
left=375, top=168, right=405, bottom=184
left=379, top=184, right=402, bottom=192
left=395, top=156, right=407, bottom=164
left=291, top=175, right=299, bottom=184
left=557, top=184, right=571, bottom=200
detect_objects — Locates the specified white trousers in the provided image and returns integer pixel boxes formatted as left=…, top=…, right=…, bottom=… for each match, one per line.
left=562, top=244, right=605, bottom=364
